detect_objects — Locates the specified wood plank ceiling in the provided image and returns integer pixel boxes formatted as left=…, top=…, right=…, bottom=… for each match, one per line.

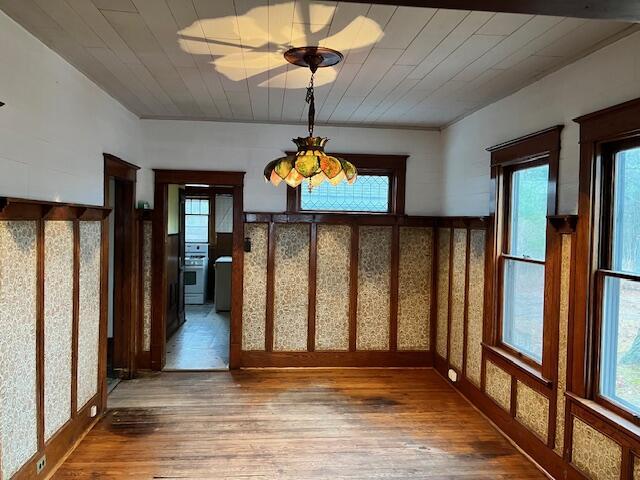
left=0, top=0, right=635, bottom=128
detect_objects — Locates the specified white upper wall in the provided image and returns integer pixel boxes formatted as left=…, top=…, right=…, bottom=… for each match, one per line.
left=0, top=10, right=141, bottom=206
left=441, top=29, right=640, bottom=216
left=138, top=120, right=442, bottom=215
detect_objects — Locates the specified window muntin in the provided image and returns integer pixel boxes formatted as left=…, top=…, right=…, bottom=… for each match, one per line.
left=185, top=198, right=209, bottom=243
left=597, top=145, right=640, bottom=417
left=299, top=174, right=390, bottom=213
left=500, top=162, right=549, bottom=364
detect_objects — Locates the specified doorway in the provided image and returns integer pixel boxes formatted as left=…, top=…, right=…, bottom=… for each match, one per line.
left=103, top=154, right=139, bottom=391
left=151, top=171, right=244, bottom=371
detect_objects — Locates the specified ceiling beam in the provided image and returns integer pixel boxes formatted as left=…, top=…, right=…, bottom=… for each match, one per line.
left=339, top=0, right=640, bottom=22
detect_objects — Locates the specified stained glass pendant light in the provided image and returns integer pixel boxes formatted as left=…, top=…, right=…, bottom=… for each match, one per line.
left=264, top=46, right=357, bottom=189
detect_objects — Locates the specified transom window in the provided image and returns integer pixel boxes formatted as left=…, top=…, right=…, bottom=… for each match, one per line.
left=500, top=162, right=549, bottom=364
left=597, top=142, right=640, bottom=417
left=300, top=174, right=390, bottom=212
left=185, top=197, right=209, bottom=243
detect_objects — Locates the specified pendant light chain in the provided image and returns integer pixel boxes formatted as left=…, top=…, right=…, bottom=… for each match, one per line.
left=306, top=71, right=315, bottom=137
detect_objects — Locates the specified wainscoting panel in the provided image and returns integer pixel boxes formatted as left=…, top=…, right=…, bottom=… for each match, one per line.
left=485, top=360, right=511, bottom=412
left=515, top=380, right=549, bottom=441
left=44, top=221, right=74, bottom=441
left=0, top=221, right=38, bottom=480
left=571, top=417, right=622, bottom=480
left=449, top=228, right=467, bottom=371
left=142, top=221, right=152, bottom=352
left=77, top=221, right=101, bottom=410
left=273, top=223, right=309, bottom=352
left=634, top=456, right=639, bottom=479
left=435, top=228, right=450, bottom=359
left=315, top=224, right=351, bottom=351
left=465, top=229, right=485, bottom=386
left=397, top=227, right=432, bottom=351
left=242, top=223, right=268, bottom=351
left=356, top=226, right=392, bottom=351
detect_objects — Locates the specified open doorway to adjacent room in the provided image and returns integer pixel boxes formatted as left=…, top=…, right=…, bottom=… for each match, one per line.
left=151, top=170, right=243, bottom=372
left=163, top=184, right=234, bottom=370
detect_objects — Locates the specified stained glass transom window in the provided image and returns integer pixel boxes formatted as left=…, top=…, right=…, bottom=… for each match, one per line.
left=299, top=175, right=390, bottom=212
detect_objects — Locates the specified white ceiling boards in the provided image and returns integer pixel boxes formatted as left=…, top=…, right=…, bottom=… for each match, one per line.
left=0, top=0, right=634, bottom=128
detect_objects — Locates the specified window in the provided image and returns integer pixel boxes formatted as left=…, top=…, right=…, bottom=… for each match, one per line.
left=287, top=154, right=406, bottom=214
left=597, top=142, right=640, bottom=417
left=500, top=162, right=549, bottom=363
left=185, top=197, right=209, bottom=243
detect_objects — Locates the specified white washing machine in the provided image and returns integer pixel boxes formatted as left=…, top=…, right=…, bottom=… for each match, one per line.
left=185, top=243, right=208, bottom=305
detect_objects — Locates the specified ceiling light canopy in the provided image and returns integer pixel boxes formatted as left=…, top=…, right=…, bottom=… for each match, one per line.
left=264, top=46, right=357, bottom=189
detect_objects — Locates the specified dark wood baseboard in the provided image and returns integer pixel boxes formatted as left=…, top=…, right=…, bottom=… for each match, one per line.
left=239, top=350, right=432, bottom=368
left=13, top=393, right=100, bottom=480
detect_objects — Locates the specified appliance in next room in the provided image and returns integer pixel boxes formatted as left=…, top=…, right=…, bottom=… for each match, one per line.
left=214, top=256, right=232, bottom=312
left=185, top=243, right=208, bottom=305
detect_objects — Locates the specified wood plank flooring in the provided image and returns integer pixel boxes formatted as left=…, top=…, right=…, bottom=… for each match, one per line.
left=54, top=369, right=546, bottom=479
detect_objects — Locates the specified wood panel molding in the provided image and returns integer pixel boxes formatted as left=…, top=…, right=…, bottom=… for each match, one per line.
left=0, top=197, right=110, bottom=221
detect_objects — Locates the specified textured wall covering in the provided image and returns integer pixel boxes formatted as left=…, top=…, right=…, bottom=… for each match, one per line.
left=436, top=228, right=450, bottom=358
left=44, top=221, right=74, bottom=441
left=634, top=456, right=640, bottom=479
left=357, top=226, right=392, bottom=350
left=572, top=418, right=622, bottom=480
left=0, top=221, right=38, bottom=479
left=398, top=227, right=432, bottom=351
left=77, top=221, right=101, bottom=410
left=485, top=361, right=511, bottom=411
left=555, top=234, right=572, bottom=455
left=315, top=225, right=351, bottom=351
left=465, top=229, right=485, bottom=386
left=449, top=228, right=467, bottom=370
left=273, top=224, right=309, bottom=351
left=142, top=221, right=152, bottom=351
left=515, top=381, right=549, bottom=441
left=242, top=223, right=268, bottom=351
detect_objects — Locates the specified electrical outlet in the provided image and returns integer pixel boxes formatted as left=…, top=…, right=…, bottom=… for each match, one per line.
left=447, top=369, right=458, bottom=382
left=90, top=405, right=98, bottom=417
left=36, top=456, right=46, bottom=474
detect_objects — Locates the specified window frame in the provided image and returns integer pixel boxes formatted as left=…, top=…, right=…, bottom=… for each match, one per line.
left=591, top=137, right=640, bottom=424
left=286, top=153, right=407, bottom=215
left=184, top=196, right=210, bottom=243
left=486, top=126, right=562, bottom=382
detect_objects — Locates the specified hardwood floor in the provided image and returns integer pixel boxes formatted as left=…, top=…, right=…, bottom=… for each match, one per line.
left=54, top=369, right=546, bottom=479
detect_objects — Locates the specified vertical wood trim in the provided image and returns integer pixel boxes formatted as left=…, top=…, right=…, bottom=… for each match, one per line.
left=446, top=228, right=454, bottom=368
left=462, top=227, right=471, bottom=377
left=307, top=223, right=318, bottom=352
left=98, top=217, right=108, bottom=411
left=36, top=219, right=45, bottom=451
left=151, top=183, right=168, bottom=370
left=621, top=447, right=633, bottom=480
left=481, top=218, right=495, bottom=391
left=265, top=222, right=276, bottom=352
left=390, top=224, right=400, bottom=352
left=430, top=227, right=439, bottom=361
left=348, top=225, right=359, bottom=352
left=229, top=185, right=244, bottom=369
left=510, top=375, right=518, bottom=418
left=71, top=220, right=80, bottom=416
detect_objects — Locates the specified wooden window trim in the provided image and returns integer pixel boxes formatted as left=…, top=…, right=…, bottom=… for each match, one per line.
left=286, top=153, right=407, bottom=215
left=486, top=125, right=563, bottom=382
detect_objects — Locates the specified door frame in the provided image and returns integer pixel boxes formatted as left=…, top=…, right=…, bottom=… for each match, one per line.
left=103, top=153, right=140, bottom=387
left=151, top=170, right=245, bottom=370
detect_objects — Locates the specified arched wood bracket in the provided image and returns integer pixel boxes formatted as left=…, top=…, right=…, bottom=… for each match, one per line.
left=0, top=196, right=111, bottom=220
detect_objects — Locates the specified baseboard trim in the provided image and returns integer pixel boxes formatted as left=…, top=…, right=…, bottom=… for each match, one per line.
left=239, top=350, right=432, bottom=367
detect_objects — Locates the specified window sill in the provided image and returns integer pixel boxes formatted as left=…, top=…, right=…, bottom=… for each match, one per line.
left=482, top=343, right=553, bottom=390
left=566, top=392, right=640, bottom=445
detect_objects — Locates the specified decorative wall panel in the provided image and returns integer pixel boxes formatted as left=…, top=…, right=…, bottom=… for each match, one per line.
left=0, top=221, right=38, bottom=479
left=315, top=225, right=350, bottom=351
left=77, top=221, right=101, bottom=410
left=44, top=221, right=74, bottom=441
left=465, top=229, right=485, bottom=386
left=571, top=418, right=622, bottom=480
left=634, top=456, right=640, bottom=479
left=436, top=228, right=450, bottom=358
left=142, top=221, right=152, bottom=352
left=449, top=228, right=467, bottom=370
left=273, top=224, right=309, bottom=351
left=515, top=381, right=549, bottom=441
left=242, top=223, right=268, bottom=351
left=397, top=227, right=432, bottom=351
left=555, top=234, right=572, bottom=454
left=485, top=361, right=511, bottom=412
left=357, top=226, right=391, bottom=350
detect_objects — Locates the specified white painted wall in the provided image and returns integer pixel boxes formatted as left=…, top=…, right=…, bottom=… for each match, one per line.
left=0, top=10, right=140, bottom=206
left=138, top=120, right=442, bottom=215
left=441, top=30, right=640, bottom=216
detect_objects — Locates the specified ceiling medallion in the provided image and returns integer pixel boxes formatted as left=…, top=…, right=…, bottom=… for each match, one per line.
left=264, top=46, right=357, bottom=189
